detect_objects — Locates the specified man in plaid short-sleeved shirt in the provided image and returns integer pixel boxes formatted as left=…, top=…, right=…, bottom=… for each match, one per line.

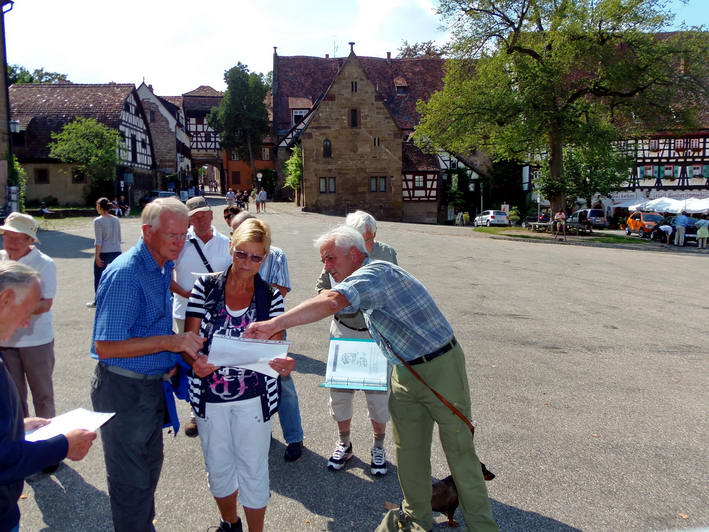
left=246, top=225, right=498, bottom=532
left=90, top=198, right=205, bottom=532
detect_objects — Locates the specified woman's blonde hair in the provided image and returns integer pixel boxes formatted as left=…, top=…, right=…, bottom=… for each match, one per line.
left=230, top=218, right=271, bottom=254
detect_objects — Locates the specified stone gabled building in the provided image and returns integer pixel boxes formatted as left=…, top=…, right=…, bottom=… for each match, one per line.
left=9, top=83, right=156, bottom=205
left=136, top=82, right=191, bottom=190
left=273, top=44, right=489, bottom=223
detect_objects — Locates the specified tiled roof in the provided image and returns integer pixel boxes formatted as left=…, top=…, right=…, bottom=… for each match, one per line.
left=182, top=85, right=224, bottom=97
left=157, top=96, right=180, bottom=118
left=160, top=95, right=183, bottom=108
left=402, top=143, right=440, bottom=171
left=9, top=83, right=135, bottom=129
left=273, top=54, right=445, bottom=135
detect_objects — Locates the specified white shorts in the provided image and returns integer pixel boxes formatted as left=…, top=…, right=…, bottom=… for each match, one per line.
left=196, top=397, right=272, bottom=507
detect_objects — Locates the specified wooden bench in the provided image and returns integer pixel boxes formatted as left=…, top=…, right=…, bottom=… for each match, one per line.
left=527, top=222, right=551, bottom=232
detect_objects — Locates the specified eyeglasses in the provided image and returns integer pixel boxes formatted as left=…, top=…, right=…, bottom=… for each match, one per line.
left=233, top=250, right=264, bottom=264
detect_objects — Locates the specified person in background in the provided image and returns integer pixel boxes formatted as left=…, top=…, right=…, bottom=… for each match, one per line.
left=230, top=212, right=304, bottom=462
left=183, top=218, right=293, bottom=532
left=90, top=197, right=206, bottom=531
left=0, top=213, right=59, bottom=474
left=223, top=206, right=242, bottom=229
left=87, top=198, right=122, bottom=308
left=256, top=188, right=267, bottom=214
left=554, top=209, right=567, bottom=241
left=315, top=211, right=397, bottom=476
left=225, top=189, right=236, bottom=208
left=694, top=214, right=708, bottom=249
left=0, top=261, right=96, bottom=532
left=674, top=210, right=691, bottom=247
left=171, top=196, right=232, bottom=437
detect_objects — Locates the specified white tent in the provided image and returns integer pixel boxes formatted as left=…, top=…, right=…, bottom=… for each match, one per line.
left=628, top=196, right=709, bottom=214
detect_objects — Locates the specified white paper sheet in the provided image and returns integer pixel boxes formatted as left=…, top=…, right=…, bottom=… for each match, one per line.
left=25, top=408, right=115, bottom=442
left=320, top=338, right=389, bottom=391
left=207, top=335, right=291, bottom=378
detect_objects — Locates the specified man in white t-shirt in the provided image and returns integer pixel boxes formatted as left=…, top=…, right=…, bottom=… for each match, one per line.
left=0, top=213, right=59, bottom=465
left=171, top=196, right=231, bottom=437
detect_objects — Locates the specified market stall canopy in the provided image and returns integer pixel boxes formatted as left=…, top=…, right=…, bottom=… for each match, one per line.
left=628, top=197, right=709, bottom=214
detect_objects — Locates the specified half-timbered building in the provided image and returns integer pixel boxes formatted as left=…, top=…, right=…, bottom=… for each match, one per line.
left=181, top=85, right=223, bottom=189
left=9, top=83, right=156, bottom=205
left=273, top=45, right=489, bottom=223
left=137, top=82, right=191, bottom=190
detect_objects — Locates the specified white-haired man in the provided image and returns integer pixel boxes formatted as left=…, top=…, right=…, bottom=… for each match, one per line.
left=0, top=261, right=96, bottom=532
left=171, top=197, right=232, bottom=438
left=90, top=197, right=206, bottom=532
left=246, top=226, right=497, bottom=532
left=230, top=212, right=304, bottom=462
left=315, top=211, right=397, bottom=476
left=0, top=213, right=59, bottom=471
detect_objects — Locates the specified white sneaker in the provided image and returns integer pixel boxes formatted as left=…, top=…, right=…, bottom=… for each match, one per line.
left=370, top=446, right=388, bottom=476
left=327, top=441, right=353, bottom=471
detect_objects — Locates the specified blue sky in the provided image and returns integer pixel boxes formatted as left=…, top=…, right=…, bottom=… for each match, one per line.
left=4, top=0, right=707, bottom=96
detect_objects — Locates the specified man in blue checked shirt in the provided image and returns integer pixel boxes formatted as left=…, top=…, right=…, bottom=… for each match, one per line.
left=246, top=225, right=498, bottom=532
left=90, top=197, right=205, bottom=532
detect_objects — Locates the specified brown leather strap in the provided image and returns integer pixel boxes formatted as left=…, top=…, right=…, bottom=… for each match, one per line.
left=391, top=350, right=475, bottom=435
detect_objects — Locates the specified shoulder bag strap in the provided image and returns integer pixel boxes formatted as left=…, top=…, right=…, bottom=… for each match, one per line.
left=189, top=238, right=213, bottom=273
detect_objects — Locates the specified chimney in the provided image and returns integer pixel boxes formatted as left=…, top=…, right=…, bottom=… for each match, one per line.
left=349, top=41, right=355, bottom=54
left=387, top=51, right=391, bottom=61
left=325, top=53, right=329, bottom=58
left=273, top=46, right=278, bottom=55
left=148, top=84, right=153, bottom=91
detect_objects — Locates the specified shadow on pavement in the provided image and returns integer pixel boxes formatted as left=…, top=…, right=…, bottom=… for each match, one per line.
left=490, top=499, right=581, bottom=531
left=34, top=230, right=94, bottom=259
left=269, top=439, right=402, bottom=531
left=26, top=464, right=112, bottom=531
left=289, top=351, right=326, bottom=377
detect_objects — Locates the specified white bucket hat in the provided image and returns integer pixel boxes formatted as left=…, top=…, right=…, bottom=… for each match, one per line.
left=0, top=212, right=40, bottom=243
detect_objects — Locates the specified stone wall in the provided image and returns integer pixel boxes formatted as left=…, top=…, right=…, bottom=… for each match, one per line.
left=301, top=58, right=403, bottom=221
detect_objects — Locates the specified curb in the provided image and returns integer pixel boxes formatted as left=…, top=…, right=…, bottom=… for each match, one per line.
left=486, top=233, right=709, bottom=256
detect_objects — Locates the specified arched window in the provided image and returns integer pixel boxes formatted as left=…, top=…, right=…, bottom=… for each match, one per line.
left=323, top=139, right=332, bottom=158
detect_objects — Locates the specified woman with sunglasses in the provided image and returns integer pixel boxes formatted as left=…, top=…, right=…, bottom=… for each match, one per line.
left=182, top=218, right=295, bottom=532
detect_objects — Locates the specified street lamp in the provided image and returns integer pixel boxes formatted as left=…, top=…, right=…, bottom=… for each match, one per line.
left=256, top=171, right=263, bottom=189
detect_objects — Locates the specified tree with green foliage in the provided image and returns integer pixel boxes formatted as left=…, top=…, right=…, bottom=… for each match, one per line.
left=7, top=64, right=69, bottom=85
left=283, top=145, right=303, bottom=205
left=208, top=63, right=270, bottom=188
left=415, top=0, right=709, bottom=209
left=7, top=155, right=27, bottom=211
left=48, top=117, right=119, bottom=187
left=397, top=40, right=444, bottom=58
left=537, top=143, right=633, bottom=209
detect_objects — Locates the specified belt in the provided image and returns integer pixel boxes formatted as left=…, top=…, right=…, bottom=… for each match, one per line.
left=407, top=338, right=457, bottom=366
left=101, top=363, right=165, bottom=381
left=334, top=315, right=369, bottom=332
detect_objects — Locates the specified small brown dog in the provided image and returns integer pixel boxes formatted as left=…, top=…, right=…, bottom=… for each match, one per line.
left=431, top=462, right=495, bottom=528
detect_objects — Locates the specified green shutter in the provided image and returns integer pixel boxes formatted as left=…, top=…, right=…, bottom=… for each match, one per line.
left=675, top=166, right=681, bottom=178
left=639, top=166, right=645, bottom=178
left=704, top=165, right=709, bottom=177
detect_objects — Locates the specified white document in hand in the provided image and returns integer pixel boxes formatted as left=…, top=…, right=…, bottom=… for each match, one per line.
left=25, top=408, right=115, bottom=442
left=208, top=335, right=291, bottom=378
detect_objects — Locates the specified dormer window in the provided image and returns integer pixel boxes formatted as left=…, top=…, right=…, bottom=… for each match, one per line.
left=394, top=76, right=409, bottom=95
left=292, top=109, right=308, bottom=126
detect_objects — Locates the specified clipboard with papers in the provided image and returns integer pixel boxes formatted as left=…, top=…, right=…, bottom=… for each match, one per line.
left=319, top=338, right=389, bottom=391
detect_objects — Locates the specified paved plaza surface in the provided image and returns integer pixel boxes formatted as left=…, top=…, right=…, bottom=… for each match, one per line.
left=15, top=199, right=707, bottom=531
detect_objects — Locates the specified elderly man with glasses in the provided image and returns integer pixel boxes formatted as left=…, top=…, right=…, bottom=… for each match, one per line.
left=246, top=225, right=498, bottom=532
left=0, top=261, right=96, bottom=532
left=90, top=197, right=206, bottom=532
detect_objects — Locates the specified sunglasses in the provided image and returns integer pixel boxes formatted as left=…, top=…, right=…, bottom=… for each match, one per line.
left=233, top=249, right=265, bottom=264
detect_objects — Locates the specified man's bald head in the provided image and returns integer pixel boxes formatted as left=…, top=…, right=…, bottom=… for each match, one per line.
left=230, top=211, right=256, bottom=232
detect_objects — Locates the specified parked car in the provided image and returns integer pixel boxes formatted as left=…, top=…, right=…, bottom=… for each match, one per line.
left=473, top=210, right=511, bottom=227
left=571, top=208, right=608, bottom=229
left=139, top=190, right=178, bottom=207
left=625, top=211, right=663, bottom=238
